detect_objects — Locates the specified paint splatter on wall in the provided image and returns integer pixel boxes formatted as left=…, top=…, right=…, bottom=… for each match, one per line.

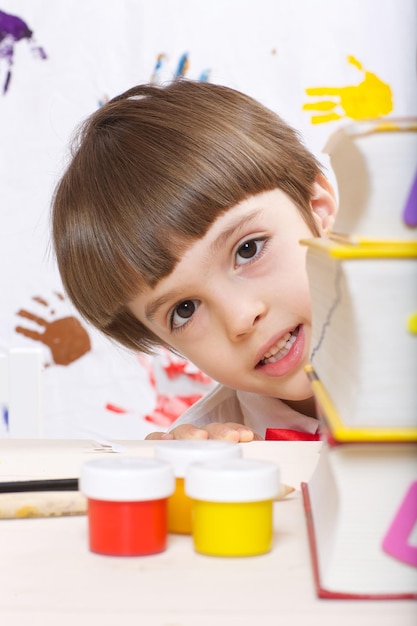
left=11, top=293, right=212, bottom=432
left=303, top=56, right=393, bottom=124
left=0, top=9, right=47, bottom=94
left=14, top=294, right=91, bottom=367
left=151, top=51, right=210, bottom=84
left=105, top=350, right=213, bottom=428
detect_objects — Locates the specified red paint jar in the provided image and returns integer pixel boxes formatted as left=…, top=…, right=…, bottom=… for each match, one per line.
left=80, top=457, right=175, bottom=556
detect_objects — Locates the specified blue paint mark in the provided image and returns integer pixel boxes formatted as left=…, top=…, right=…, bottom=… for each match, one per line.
left=150, top=51, right=210, bottom=85
left=198, top=69, right=210, bottom=82
left=0, top=9, right=47, bottom=94
left=2, top=404, right=8, bottom=429
left=174, top=52, right=189, bottom=79
left=153, top=53, right=165, bottom=73
left=151, top=52, right=167, bottom=83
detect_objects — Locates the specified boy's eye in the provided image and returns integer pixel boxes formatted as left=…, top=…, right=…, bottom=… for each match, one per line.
left=235, top=238, right=266, bottom=266
left=170, top=299, right=199, bottom=330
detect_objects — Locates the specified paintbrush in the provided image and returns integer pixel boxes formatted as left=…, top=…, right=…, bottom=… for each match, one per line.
left=0, top=478, right=78, bottom=493
left=0, top=478, right=84, bottom=519
left=277, top=483, right=296, bottom=499
left=0, top=478, right=295, bottom=519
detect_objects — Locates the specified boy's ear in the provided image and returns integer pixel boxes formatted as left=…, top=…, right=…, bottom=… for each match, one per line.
left=310, top=174, right=338, bottom=234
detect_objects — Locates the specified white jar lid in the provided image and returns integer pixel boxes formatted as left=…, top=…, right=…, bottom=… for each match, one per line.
left=80, top=457, right=175, bottom=501
left=185, top=458, right=280, bottom=502
left=154, top=440, right=241, bottom=477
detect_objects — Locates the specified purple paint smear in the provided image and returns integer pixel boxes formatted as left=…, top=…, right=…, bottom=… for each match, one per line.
left=0, top=9, right=47, bottom=94
left=1, top=404, right=8, bottom=428
left=403, top=170, right=417, bottom=228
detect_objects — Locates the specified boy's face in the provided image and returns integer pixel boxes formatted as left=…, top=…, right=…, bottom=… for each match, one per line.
left=129, top=185, right=334, bottom=401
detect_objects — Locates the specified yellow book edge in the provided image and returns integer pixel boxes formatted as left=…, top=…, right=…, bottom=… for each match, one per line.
left=305, top=365, right=417, bottom=443
left=300, top=236, right=417, bottom=259
left=323, top=117, right=417, bottom=154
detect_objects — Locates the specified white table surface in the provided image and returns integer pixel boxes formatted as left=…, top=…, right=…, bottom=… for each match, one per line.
left=0, top=439, right=415, bottom=626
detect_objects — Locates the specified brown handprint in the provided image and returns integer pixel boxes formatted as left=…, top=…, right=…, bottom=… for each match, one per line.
left=303, top=55, right=393, bottom=124
left=15, top=294, right=91, bottom=366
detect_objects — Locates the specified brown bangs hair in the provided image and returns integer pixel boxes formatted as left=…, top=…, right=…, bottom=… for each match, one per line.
left=52, top=80, right=322, bottom=353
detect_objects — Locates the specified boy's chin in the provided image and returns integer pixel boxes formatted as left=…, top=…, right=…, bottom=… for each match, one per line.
left=276, top=375, right=315, bottom=402
left=279, top=395, right=317, bottom=418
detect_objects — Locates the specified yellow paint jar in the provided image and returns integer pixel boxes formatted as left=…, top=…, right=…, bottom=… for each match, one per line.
left=155, top=441, right=241, bottom=534
left=185, top=458, right=280, bottom=557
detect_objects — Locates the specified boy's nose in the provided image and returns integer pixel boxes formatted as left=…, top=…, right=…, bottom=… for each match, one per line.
left=221, top=292, right=266, bottom=340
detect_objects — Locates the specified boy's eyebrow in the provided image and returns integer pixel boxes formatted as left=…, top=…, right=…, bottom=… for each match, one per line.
left=145, top=291, right=180, bottom=322
left=145, top=208, right=264, bottom=322
left=209, top=208, right=264, bottom=255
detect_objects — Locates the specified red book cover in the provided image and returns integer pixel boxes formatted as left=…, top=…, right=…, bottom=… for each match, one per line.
left=301, top=482, right=417, bottom=600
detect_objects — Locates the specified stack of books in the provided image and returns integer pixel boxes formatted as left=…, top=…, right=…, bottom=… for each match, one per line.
left=301, top=119, right=417, bottom=599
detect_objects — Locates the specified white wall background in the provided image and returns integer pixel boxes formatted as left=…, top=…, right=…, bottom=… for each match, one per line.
left=1, top=0, right=416, bottom=439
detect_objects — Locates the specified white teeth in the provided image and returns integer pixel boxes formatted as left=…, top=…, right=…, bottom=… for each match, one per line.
left=263, top=333, right=291, bottom=359
left=260, top=328, right=298, bottom=365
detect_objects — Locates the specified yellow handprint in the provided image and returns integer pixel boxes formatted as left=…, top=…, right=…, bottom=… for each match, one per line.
left=303, top=56, right=393, bottom=124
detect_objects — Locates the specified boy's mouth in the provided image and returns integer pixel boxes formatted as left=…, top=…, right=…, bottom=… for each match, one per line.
left=258, top=325, right=301, bottom=366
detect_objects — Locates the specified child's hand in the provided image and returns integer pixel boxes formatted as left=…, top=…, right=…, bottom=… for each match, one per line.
left=145, top=422, right=262, bottom=442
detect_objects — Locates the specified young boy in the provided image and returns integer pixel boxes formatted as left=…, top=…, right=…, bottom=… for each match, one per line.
left=52, top=80, right=336, bottom=441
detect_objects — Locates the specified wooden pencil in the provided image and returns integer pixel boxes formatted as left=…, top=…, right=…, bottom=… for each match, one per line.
left=0, top=478, right=296, bottom=518
left=276, top=483, right=296, bottom=500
